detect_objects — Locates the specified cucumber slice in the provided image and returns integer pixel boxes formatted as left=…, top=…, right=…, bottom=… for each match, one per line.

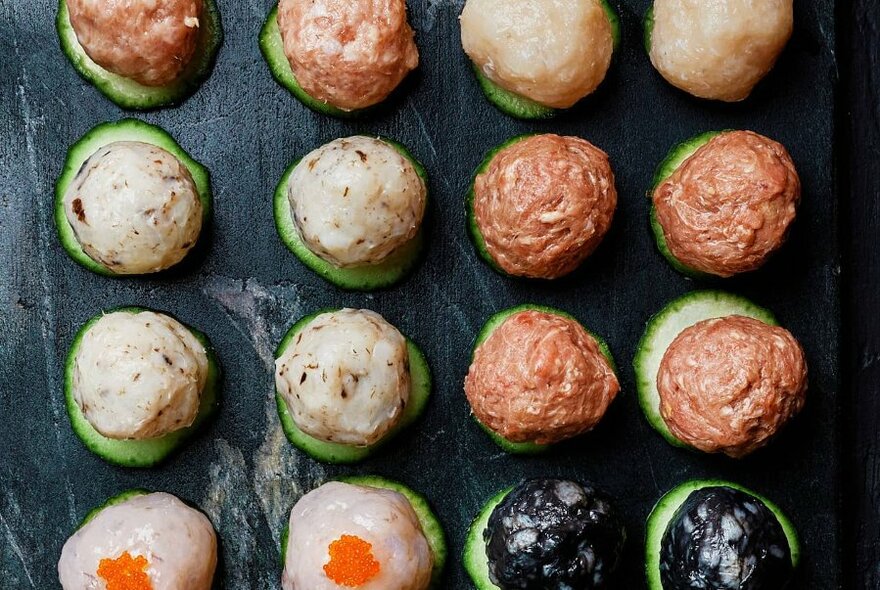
left=463, top=487, right=513, bottom=590
left=64, top=307, right=221, bottom=468
left=470, top=0, right=620, bottom=120
left=275, top=310, right=432, bottom=464
left=469, top=304, right=617, bottom=454
left=79, top=489, right=149, bottom=529
left=645, top=479, right=800, bottom=589
left=279, top=477, right=447, bottom=589
left=273, top=137, right=427, bottom=291
left=56, top=0, right=222, bottom=110
left=54, top=119, right=213, bottom=277
left=472, top=68, right=557, bottom=120
left=633, top=290, right=777, bottom=448
left=648, top=131, right=724, bottom=278
left=259, top=7, right=367, bottom=118
left=466, top=134, right=534, bottom=276
left=643, top=5, right=655, bottom=53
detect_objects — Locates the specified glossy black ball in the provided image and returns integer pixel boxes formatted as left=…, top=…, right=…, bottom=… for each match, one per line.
left=660, top=486, right=793, bottom=589
left=484, top=478, right=626, bottom=589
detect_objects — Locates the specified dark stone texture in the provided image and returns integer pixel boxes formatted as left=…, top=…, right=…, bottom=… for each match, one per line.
left=0, top=0, right=844, bottom=588
left=844, top=0, right=880, bottom=588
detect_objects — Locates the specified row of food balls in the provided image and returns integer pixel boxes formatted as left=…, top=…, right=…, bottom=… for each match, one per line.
left=55, top=126, right=806, bottom=588
left=58, top=0, right=793, bottom=113
left=58, top=121, right=801, bottom=284
left=54, top=0, right=803, bottom=587
left=58, top=294, right=803, bottom=590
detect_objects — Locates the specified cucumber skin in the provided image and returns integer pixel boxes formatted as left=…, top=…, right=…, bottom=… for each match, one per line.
left=633, top=290, right=778, bottom=450
left=64, top=307, right=220, bottom=468
left=279, top=476, right=447, bottom=589
left=466, top=134, right=535, bottom=276
left=469, top=304, right=618, bottom=454
left=645, top=479, right=801, bottom=590
left=274, top=309, right=432, bottom=464
left=56, top=0, right=222, bottom=110
left=473, top=68, right=557, bottom=120
left=463, top=487, right=513, bottom=590
left=54, top=119, right=213, bottom=277
left=259, top=7, right=370, bottom=118
left=643, top=5, right=655, bottom=53
left=648, top=130, right=726, bottom=278
left=470, top=0, right=620, bottom=120
left=273, top=137, right=427, bottom=291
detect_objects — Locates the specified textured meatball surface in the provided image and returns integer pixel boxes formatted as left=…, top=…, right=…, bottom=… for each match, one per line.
left=460, top=0, right=613, bottom=108
left=473, top=134, right=617, bottom=279
left=283, top=482, right=433, bottom=590
left=63, top=141, right=203, bottom=275
left=653, top=131, right=800, bottom=277
left=658, top=316, right=807, bottom=457
left=465, top=310, right=619, bottom=445
left=485, top=479, right=625, bottom=589
left=73, top=310, right=209, bottom=440
left=288, top=137, right=426, bottom=268
left=648, top=0, right=793, bottom=101
left=58, top=493, right=217, bottom=590
left=275, top=309, right=410, bottom=446
left=660, top=486, right=793, bottom=589
left=68, top=0, right=203, bottom=86
left=277, top=0, right=419, bottom=110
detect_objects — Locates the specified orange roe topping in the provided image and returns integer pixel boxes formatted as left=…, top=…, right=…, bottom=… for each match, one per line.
left=97, top=552, right=153, bottom=590
left=323, top=534, right=381, bottom=587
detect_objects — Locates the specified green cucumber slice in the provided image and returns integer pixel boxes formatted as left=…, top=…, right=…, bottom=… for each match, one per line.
left=463, top=487, right=513, bottom=590
left=472, top=68, right=557, bottom=120
left=470, top=0, right=620, bottom=120
left=54, top=118, right=213, bottom=277
left=466, top=134, right=534, bottom=276
left=275, top=310, right=431, bottom=464
left=259, top=7, right=367, bottom=118
left=273, top=137, right=427, bottom=291
left=633, top=290, right=777, bottom=449
left=64, top=307, right=221, bottom=468
left=645, top=479, right=800, bottom=589
left=280, top=477, right=447, bottom=589
left=56, top=0, right=222, bottom=110
left=648, top=131, right=725, bottom=278
left=469, top=304, right=617, bottom=454
left=644, top=5, right=655, bottom=53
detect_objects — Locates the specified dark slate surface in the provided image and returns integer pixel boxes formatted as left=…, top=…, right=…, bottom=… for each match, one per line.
left=0, top=0, right=843, bottom=588
left=846, top=0, right=880, bottom=588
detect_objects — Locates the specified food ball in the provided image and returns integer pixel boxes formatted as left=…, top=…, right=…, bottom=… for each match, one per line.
left=648, top=0, right=793, bottom=101
left=277, top=0, right=419, bottom=111
left=282, top=482, right=433, bottom=590
left=660, top=486, right=794, bottom=588
left=275, top=309, right=411, bottom=447
left=58, top=492, right=217, bottom=590
left=288, top=137, right=426, bottom=268
left=72, top=310, right=209, bottom=440
left=460, top=0, right=614, bottom=108
left=465, top=310, right=619, bottom=445
left=63, top=141, right=203, bottom=275
left=67, top=0, right=203, bottom=86
left=472, top=134, right=616, bottom=279
left=657, top=315, right=807, bottom=457
left=485, top=479, right=625, bottom=589
left=653, top=130, right=800, bottom=277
